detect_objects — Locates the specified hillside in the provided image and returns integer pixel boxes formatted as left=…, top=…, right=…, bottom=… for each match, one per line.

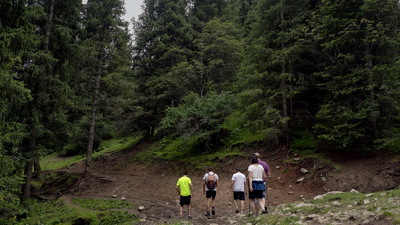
left=30, top=142, right=400, bottom=225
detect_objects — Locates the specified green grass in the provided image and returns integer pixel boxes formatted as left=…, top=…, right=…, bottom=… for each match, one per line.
left=16, top=198, right=138, bottom=225
left=40, top=153, right=84, bottom=170
left=132, top=139, right=245, bottom=170
left=72, top=198, right=132, bottom=210
left=257, top=189, right=400, bottom=225
left=40, top=134, right=143, bottom=170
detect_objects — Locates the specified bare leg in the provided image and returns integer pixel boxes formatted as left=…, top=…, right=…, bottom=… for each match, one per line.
left=179, top=205, right=183, bottom=217
left=240, top=200, right=245, bottom=213
left=257, top=198, right=265, bottom=213
left=206, top=198, right=212, bottom=213
left=249, top=199, right=257, bottom=215
left=188, top=204, right=191, bottom=217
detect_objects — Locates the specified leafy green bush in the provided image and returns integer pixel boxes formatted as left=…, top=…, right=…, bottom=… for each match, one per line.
left=291, top=130, right=318, bottom=154
left=0, top=155, right=23, bottom=224
left=158, top=91, right=235, bottom=151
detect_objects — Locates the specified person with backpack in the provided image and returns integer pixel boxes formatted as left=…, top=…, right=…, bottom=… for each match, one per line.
left=203, top=167, right=220, bottom=217
left=228, top=168, right=246, bottom=214
left=248, top=155, right=267, bottom=216
left=176, top=171, right=194, bottom=219
left=253, top=152, right=271, bottom=212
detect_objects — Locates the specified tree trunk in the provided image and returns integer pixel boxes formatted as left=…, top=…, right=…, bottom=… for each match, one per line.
left=44, top=0, right=55, bottom=53
left=34, top=159, right=41, bottom=175
left=21, top=127, right=36, bottom=201
left=280, top=0, right=289, bottom=144
left=85, top=72, right=102, bottom=174
left=22, top=160, right=33, bottom=201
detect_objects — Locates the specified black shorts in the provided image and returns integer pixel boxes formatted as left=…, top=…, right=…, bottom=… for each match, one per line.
left=249, top=190, right=263, bottom=199
left=233, top=191, right=245, bottom=201
left=180, top=195, right=191, bottom=206
left=206, top=190, right=216, bottom=199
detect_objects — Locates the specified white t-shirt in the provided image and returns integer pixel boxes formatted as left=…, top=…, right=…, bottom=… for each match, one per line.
left=203, top=172, right=219, bottom=191
left=248, top=164, right=264, bottom=181
left=231, top=172, right=246, bottom=192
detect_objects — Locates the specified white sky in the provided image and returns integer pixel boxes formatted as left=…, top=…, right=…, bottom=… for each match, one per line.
left=82, top=0, right=144, bottom=24
left=123, top=0, right=144, bottom=23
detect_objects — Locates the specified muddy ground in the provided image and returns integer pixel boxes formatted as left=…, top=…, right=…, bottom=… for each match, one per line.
left=42, top=144, right=400, bottom=225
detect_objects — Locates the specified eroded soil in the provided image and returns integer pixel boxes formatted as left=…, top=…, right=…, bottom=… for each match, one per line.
left=46, top=144, right=400, bottom=224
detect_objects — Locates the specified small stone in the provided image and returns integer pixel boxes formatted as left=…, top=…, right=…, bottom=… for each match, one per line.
left=138, top=206, right=145, bottom=211
left=363, top=199, right=370, bottom=204
left=306, top=214, right=319, bottom=220
left=300, top=168, right=309, bottom=174
left=365, top=193, right=373, bottom=197
left=297, top=177, right=305, bottom=183
left=120, top=197, right=126, bottom=200
left=332, top=201, right=341, bottom=206
left=276, top=166, right=280, bottom=169
left=112, top=195, right=117, bottom=198
left=321, top=177, right=327, bottom=182
left=288, top=191, right=294, bottom=195
left=350, top=189, right=359, bottom=193
left=294, top=158, right=301, bottom=161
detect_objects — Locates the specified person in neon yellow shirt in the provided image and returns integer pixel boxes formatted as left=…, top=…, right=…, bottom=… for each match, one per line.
left=176, top=171, right=194, bottom=219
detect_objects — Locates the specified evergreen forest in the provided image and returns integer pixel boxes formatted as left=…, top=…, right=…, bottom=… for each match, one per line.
left=1, top=0, right=400, bottom=222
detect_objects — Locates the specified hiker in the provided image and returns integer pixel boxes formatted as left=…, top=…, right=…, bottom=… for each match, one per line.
left=228, top=168, right=246, bottom=214
left=253, top=152, right=271, bottom=178
left=253, top=152, right=272, bottom=212
left=203, top=167, right=220, bottom=217
left=248, top=155, right=267, bottom=216
left=176, top=171, right=194, bottom=219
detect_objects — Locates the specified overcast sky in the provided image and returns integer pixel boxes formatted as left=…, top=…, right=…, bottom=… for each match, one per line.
left=82, top=0, right=144, bottom=24
left=123, top=0, right=144, bottom=23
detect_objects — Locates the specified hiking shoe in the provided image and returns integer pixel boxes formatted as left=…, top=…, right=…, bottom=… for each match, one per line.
left=212, top=206, right=215, bottom=215
left=262, top=210, right=267, bottom=214
left=235, top=208, right=239, bottom=213
left=205, top=211, right=210, bottom=217
left=188, top=215, right=193, bottom=219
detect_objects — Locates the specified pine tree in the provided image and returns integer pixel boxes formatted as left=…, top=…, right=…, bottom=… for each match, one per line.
left=82, top=0, right=132, bottom=172
left=133, top=0, right=195, bottom=135
left=310, top=0, right=400, bottom=149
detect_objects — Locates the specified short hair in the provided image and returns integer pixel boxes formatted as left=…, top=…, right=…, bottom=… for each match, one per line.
left=235, top=168, right=241, bottom=172
left=251, top=155, right=258, bottom=164
left=207, top=167, right=213, bottom=172
left=183, top=171, right=188, bottom=175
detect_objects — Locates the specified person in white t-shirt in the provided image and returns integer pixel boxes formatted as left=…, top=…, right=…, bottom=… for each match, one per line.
left=228, top=168, right=246, bottom=213
left=248, top=156, right=267, bottom=216
left=203, top=167, right=220, bottom=217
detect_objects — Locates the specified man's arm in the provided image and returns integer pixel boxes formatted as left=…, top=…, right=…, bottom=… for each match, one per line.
left=176, top=185, right=180, bottom=195
left=229, top=180, right=234, bottom=192
left=248, top=171, right=253, bottom=191
left=190, top=183, right=194, bottom=196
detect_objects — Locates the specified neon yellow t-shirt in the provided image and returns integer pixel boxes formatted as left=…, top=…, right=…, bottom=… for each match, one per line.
left=176, top=176, right=192, bottom=196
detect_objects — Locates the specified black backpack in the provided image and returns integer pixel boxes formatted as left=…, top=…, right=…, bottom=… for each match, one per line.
left=206, top=173, right=216, bottom=190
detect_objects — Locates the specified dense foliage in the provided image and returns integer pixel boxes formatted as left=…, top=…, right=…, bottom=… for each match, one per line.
left=1, top=0, right=400, bottom=221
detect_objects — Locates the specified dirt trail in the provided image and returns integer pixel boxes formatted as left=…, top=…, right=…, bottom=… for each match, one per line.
left=57, top=145, right=400, bottom=224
